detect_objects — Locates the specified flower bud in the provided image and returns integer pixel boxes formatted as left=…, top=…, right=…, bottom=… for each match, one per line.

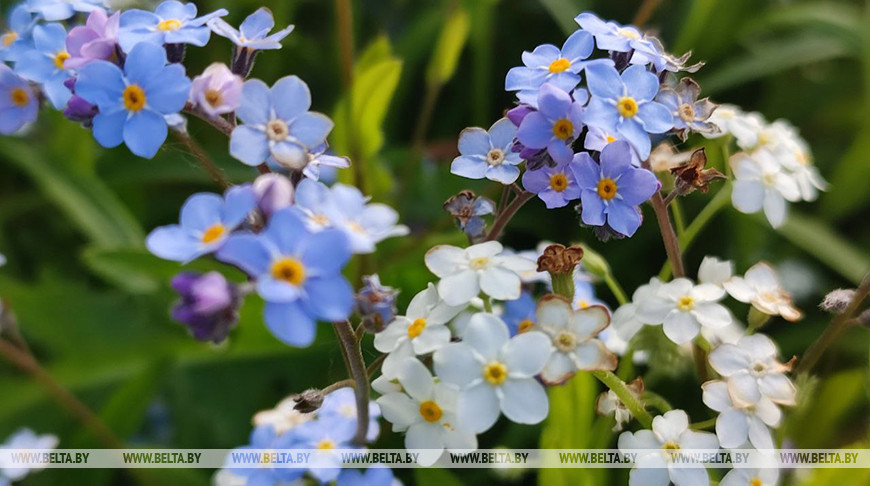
left=577, top=244, right=610, bottom=279
left=171, top=272, right=241, bottom=343
left=292, top=389, right=324, bottom=413
left=858, top=308, right=870, bottom=327
left=355, top=275, right=399, bottom=333
left=252, top=173, right=294, bottom=218
left=819, top=288, right=855, bottom=314
left=537, top=244, right=583, bottom=300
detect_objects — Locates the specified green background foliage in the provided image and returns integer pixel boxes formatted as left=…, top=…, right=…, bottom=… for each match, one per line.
left=0, top=0, right=868, bottom=485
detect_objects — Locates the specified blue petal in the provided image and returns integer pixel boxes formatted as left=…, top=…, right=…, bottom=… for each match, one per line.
left=579, top=190, right=606, bottom=226
left=180, top=193, right=223, bottom=231
left=264, top=302, right=317, bottom=347
left=561, top=29, right=594, bottom=62
left=600, top=140, right=633, bottom=178
left=262, top=208, right=310, bottom=256
left=605, top=200, right=641, bottom=237
left=637, top=101, right=673, bottom=134
left=451, top=155, right=487, bottom=180
left=42, top=74, right=72, bottom=109
left=584, top=62, right=623, bottom=100
left=143, top=64, right=191, bottom=113
left=300, top=228, right=350, bottom=275
left=257, top=276, right=301, bottom=303
left=548, top=139, right=574, bottom=165
left=118, top=30, right=163, bottom=53
left=537, top=83, right=571, bottom=120
left=146, top=225, right=202, bottom=262
left=581, top=97, right=618, bottom=132
left=14, top=51, right=55, bottom=83
left=271, top=75, right=311, bottom=120
left=217, top=234, right=271, bottom=276
left=516, top=112, right=553, bottom=149
left=621, top=64, right=659, bottom=102
left=165, top=25, right=212, bottom=46
left=571, top=152, right=601, bottom=190
left=521, top=44, right=560, bottom=67
left=32, top=23, right=66, bottom=52
left=240, top=8, right=275, bottom=40
left=617, top=119, right=651, bottom=161
left=222, top=185, right=256, bottom=228
left=29, top=1, right=75, bottom=22
left=123, top=110, right=168, bottom=159
left=616, top=167, right=658, bottom=206
left=92, top=110, right=126, bottom=148
left=155, top=1, right=197, bottom=21
left=261, top=24, right=294, bottom=45
left=504, top=66, right=547, bottom=91
left=457, top=127, right=490, bottom=156
left=229, top=125, right=269, bottom=166
left=289, top=112, right=333, bottom=148
left=236, top=79, right=271, bottom=124
left=486, top=164, right=520, bottom=184
left=303, top=276, right=353, bottom=321
left=489, top=118, right=517, bottom=149
left=124, top=42, right=167, bottom=87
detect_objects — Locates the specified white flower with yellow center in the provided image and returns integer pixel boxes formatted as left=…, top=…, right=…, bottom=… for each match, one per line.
left=723, top=262, right=802, bottom=322
left=702, top=380, right=781, bottom=450
left=721, top=467, right=779, bottom=486
left=377, top=358, right=477, bottom=466
left=424, top=241, right=537, bottom=306
left=637, top=278, right=732, bottom=345
left=730, top=150, right=801, bottom=228
left=708, top=334, right=796, bottom=407
left=374, top=284, right=465, bottom=378
left=533, top=295, right=617, bottom=384
left=698, top=256, right=733, bottom=287
left=433, top=313, right=553, bottom=433
left=618, top=410, right=719, bottom=486
left=704, top=104, right=765, bottom=148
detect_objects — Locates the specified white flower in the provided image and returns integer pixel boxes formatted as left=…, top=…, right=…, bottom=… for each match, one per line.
left=0, top=429, right=58, bottom=481
left=374, top=284, right=465, bottom=378
left=700, top=319, right=745, bottom=347
left=611, top=278, right=662, bottom=342
left=377, top=358, right=477, bottom=466
left=252, top=397, right=314, bottom=435
left=720, top=466, right=779, bottom=486
left=212, top=468, right=250, bottom=486
left=698, top=256, right=733, bottom=287
left=708, top=334, right=796, bottom=407
left=433, top=313, right=552, bottom=433
left=618, top=410, right=719, bottom=486
left=424, top=241, right=537, bottom=306
left=503, top=243, right=550, bottom=284
left=705, top=104, right=765, bottom=148
left=702, top=380, right=781, bottom=450
left=371, top=374, right=402, bottom=395
left=533, top=295, right=617, bottom=384
left=596, top=378, right=644, bottom=432
left=730, top=150, right=801, bottom=228
left=723, top=262, right=802, bottom=322
left=637, top=278, right=732, bottom=344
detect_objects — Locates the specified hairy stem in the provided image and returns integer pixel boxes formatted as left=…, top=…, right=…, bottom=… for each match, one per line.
left=173, top=132, right=231, bottom=189
left=332, top=321, right=370, bottom=445
left=485, top=191, right=535, bottom=241
left=591, top=370, right=653, bottom=428
left=796, top=271, right=870, bottom=375
left=321, top=379, right=355, bottom=395
left=649, top=189, right=686, bottom=278
left=183, top=103, right=234, bottom=136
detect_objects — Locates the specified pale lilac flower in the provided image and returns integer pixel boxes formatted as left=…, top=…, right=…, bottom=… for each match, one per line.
left=190, top=63, right=242, bottom=117
left=64, top=9, right=119, bottom=69
left=208, top=7, right=294, bottom=51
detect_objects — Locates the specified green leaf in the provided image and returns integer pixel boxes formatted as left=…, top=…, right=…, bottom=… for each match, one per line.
left=742, top=2, right=863, bottom=52
left=537, top=0, right=589, bottom=35
left=0, top=138, right=144, bottom=249
left=414, top=467, right=464, bottom=486
left=425, top=6, right=471, bottom=86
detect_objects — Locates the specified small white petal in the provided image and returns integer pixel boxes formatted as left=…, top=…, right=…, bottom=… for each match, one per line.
left=708, top=345, right=751, bottom=376
left=405, top=422, right=445, bottom=466
left=464, top=313, right=511, bottom=360
left=668, top=463, right=709, bottom=486
left=727, top=373, right=762, bottom=406
left=540, top=352, right=577, bottom=384
left=433, top=343, right=481, bottom=388
left=412, top=325, right=452, bottom=355
left=747, top=415, right=775, bottom=450
left=458, top=383, right=501, bottom=433
left=701, top=380, right=733, bottom=413
left=480, top=266, right=522, bottom=301
left=722, top=277, right=755, bottom=303
left=503, top=331, right=552, bottom=377
left=377, top=393, right=419, bottom=431
left=466, top=240, right=503, bottom=259
left=652, top=410, right=690, bottom=443
left=499, top=377, right=549, bottom=425
left=399, top=358, right=435, bottom=402
left=692, top=303, right=732, bottom=329
left=425, top=245, right=468, bottom=277
left=758, top=373, right=796, bottom=405
left=662, top=311, right=700, bottom=344
left=438, top=269, right=480, bottom=306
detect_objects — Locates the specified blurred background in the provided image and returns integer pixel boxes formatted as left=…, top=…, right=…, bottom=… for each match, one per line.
left=0, top=0, right=868, bottom=485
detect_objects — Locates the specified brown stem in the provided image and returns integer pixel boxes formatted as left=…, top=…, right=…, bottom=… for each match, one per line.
left=321, top=378, right=355, bottom=395
left=0, top=339, right=125, bottom=449
left=333, top=0, right=354, bottom=89
left=173, top=131, right=231, bottom=189
left=662, top=190, right=678, bottom=207
left=183, top=103, right=235, bottom=137
left=332, top=321, right=370, bottom=445
left=485, top=191, right=535, bottom=242
left=796, top=272, right=870, bottom=375
left=632, top=0, right=665, bottom=27
left=646, top=175, right=686, bottom=278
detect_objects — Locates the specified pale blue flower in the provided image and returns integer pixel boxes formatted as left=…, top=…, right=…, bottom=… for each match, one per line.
left=582, top=63, right=673, bottom=160
left=451, top=118, right=522, bottom=184
left=75, top=42, right=191, bottom=158
left=303, top=143, right=351, bottom=181
left=574, top=12, right=656, bottom=57
left=318, top=387, right=381, bottom=443
left=516, top=84, right=586, bottom=165
left=0, top=64, right=38, bottom=135
left=26, top=0, right=104, bottom=22
left=208, top=7, right=294, bottom=50
left=14, top=23, right=72, bottom=109
left=522, top=158, right=582, bottom=209
left=286, top=416, right=357, bottom=484
left=229, top=425, right=303, bottom=485
left=503, top=290, right=536, bottom=336
left=0, top=4, right=35, bottom=62
left=584, top=126, right=640, bottom=166
left=146, top=186, right=256, bottom=262
left=118, top=1, right=227, bottom=53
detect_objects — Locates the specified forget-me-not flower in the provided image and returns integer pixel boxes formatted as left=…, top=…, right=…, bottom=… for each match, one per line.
left=208, top=7, right=294, bottom=50
left=574, top=12, right=656, bottom=57
left=504, top=29, right=595, bottom=105
left=190, top=63, right=242, bottom=117
left=146, top=186, right=256, bottom=262
left=230, top=75, right=334, bottom=169
left=522, top=158, right=583, bottom=209
left=118, top=1, right=227, bottom=53
left=217, top=208, right=353, bottom=347
left=14, top=23, right=72, bottom=109
left=573, top=141, right=658, bottom=237
left=1, top=4, right=34, bottom=62
left=64, top=9, right=120, bottom=70
left=516, top=83, right=586, bottom=165
left=228, top=425, right=302, bottom=485
left=583, top=63, right=673, bottom=160
left=286, top=416, right=357, bottom=484
left=451, top=118, right=522, bottom=184
left=655, top=78, right=718, bottom=138
left=26, top=0, right=105, bottom=22
left=502, top=290, right=537, bottom=336
left=0, top=64, right=38, bottom=135
left=75, top=42, right=191, bottom=158
left=319, top=387, right=381, bottom=443
left=0, top=428, right=59, bottom=483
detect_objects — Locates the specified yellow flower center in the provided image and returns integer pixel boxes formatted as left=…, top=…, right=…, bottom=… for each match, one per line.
left=54, top=51, right=70, bottom=69
left=548, top=58, right=571, bottom=73
left=678, top=103, right=695, bottom=122
left=486, top=148, right=505, bottom=166
left=157, top=19, right=182, bottom=31
left=317, top=439, right=335, bottom=450
left=123, top=84, right=146, bottom=112
left=271, top=257, right=306, bottom=286
left=662, top=441, right=681, bottom=451
left=577, top=299, right=590, bottom=309
left=762, top=172, right=777, bottom=187
left=310, top=214, right=330, bottom=227
left=605, top=135, right=617, bottom=144
left=407, top=318, right=426, bottom=339
left=549, top=173, right=568, bottom=192
left=483, top=361, right=508, bottom=385
left=552, top=118, right=574, bottom=140
left=618, top=28, right=640, bottom=40
left=617, top=97, right=638, bottom=118
left=10, top=88, right=30, bottom=107
left=266, top=119, right=289, bottom=141
left=554, top=330, right=577, bottom=352
left=677, top=296, right=695, bottom=311
left=517, top=319, right=534, bottom=333
left=2, top=31, right=19, bottom=47
left=469, top=257, right=490, bottom=270
left=200, top=224, right=226, bottom=244
left=749, top=478, right=762, bottom=486
left=419, top=400, right=443, bottom=423
left=204, top=89, right=223, bottom=108
left=597, top=178, right=618, bottom=200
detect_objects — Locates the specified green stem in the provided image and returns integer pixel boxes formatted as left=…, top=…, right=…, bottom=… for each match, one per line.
left=671, top=198, right=687, bottom=237
left=642, top=391, right=673, bottom=413
left=690, top=417, right=717, bottom=430
left=481, top=295, right=493, bottom=313
left=604, top=272, right=629, bottom=306
left=551, top=273, right=575, bottom=301
left=591, top=370, right=653, bottom=428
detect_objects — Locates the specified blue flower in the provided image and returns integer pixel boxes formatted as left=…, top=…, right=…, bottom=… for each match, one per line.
left=0, top=5, right=35, bottom=62
left=574, top=12, right=655, bottom=56
left=503, top=290, right=537, bottom=336
left=216, top=208, right=353, bottom=347
left=75, top=42, right=192, bottom=158
left=286, top=416, right=357, bottom=484
left=583, top=126, right=640, bottom=166
left=504, top=29, right=595, bottom=105
left=451, top=118, right=523, bottom=184
left=0, top=64, right=38, bottom=135
left=13, top=23, right=72, bottom=109
left=293, top=179, right=408, bottom=254
left=230, top=75, right=334, bottom=169
left=230, top=425, right=303, bottom=485
left=337, top=467, right=397, bottom=486
left=522, top=158, right=583, bottom=209
left=573, top=278, right=607, bottom=311
left=26, top=0, right=104, bottom=22
left=582, top=63, right=673, bottom=160
left=572, top=141, right=659, bottom=237
left=209, top=7, right=294, bottom=50
left=516, top=84, right=586, bottom=165
left=318, top=387, right=381, bottom=443
left=118, top=1, right=227, bottom=53
left=146, top=186, right=256, bottom=262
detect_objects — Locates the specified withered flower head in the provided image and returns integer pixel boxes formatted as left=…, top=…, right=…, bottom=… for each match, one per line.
left=536, top=243, right=584, bottom=275
left=292, top=388, right=325, bottom=413
left=670, top=148, right=725, bottom=196
left=443, top=190, right=495, bottom=242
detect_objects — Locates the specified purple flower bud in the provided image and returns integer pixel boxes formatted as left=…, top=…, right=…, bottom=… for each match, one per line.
left=171, top=272, right=241, bottom=343
left=190, top=63, right=243, bottom=117
left=62, top=78, right=98, bottom=127
left=355, top=275, right=399, bottom=333
left=506, top=104, right=533, bottom=127
left=252, top=173, right=294, bottom=218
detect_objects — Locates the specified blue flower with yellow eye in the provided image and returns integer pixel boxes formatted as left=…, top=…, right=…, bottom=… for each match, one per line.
left=75, top=42, right=191, bottom=158
left=118, top=0, right=227, bottom=53
left=146, top=186, right=256, bottom=263
left=505, top=29, right=595, bottom=105
left=14, top=23, right=72, bottom=109
left=0, top=5, right=35, bottom=62
left=217, top=209, right=353, bottom=347
left=0, top=64, right=38, bottom=135
left=516, top=83, right=586, bottom=166
left=209, top=7, right=294, bottom=50
left=27, top=0, right=105, bottom=22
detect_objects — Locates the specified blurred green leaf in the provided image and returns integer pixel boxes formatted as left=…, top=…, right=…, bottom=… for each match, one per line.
left=787, top=370, right=867, bottom=446
left=742, top=2, right=863, bottom=52
left=425, top=6, right=471, bottom=86
left=414, top=467, right=464, bottom=486
left=537, top=0, right=588, bottom=35
left=797, top=443, right=870, bottom=486
left=0, top=139, right=144, bottom=249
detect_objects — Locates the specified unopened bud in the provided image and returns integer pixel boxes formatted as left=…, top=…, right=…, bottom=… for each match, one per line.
left=858, top=308, right=870, bottom=326
left=253, top=173, right=294, bottom=218
left=536, top=244, right=583, bottom=275
left=293, top=389, right=324, bottom=413
left=578, top=244, right=610, bottom=278
left=819, top=289, right=855, bottom=314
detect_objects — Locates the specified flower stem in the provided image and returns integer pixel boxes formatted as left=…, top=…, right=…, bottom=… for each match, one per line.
left=482, top=295, right=493, bottom=313
left=183, top=103, right=234, bottom=136
left=603, top=272, right=629, bottom=306
left=796, top=271, right=870, bottom=375
left=172, top=131, right=231, bottom=190
left=485, top=191, right=535, bottom=241
left=648, top=188, right=686, bottom=278
left=332, top=321, right=370, bottom=445
left=690, top=417, right=717, bottom=430
left=641, top=391, right=673, bottom=413
left=591, top=370, right=653, bottom=428
left=632, top=0, right=665, bottom=27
